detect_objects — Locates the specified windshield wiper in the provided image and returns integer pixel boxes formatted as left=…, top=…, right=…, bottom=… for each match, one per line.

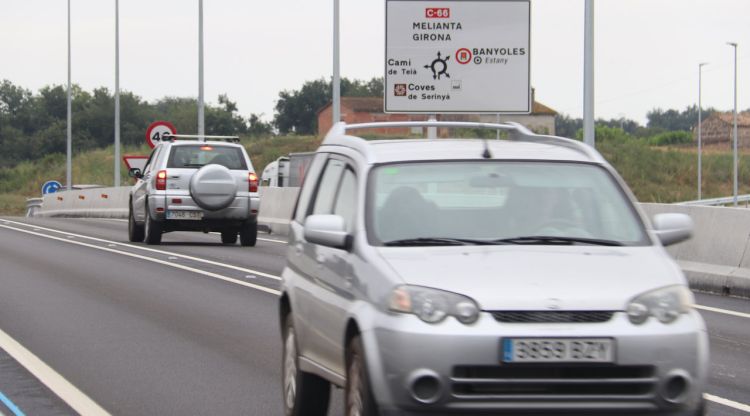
left=492, top=236, right=624, bottom=246
left=383, top=237, right=507, bottom=247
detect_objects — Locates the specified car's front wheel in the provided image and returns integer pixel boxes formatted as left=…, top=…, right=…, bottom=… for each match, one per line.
left=143, top=204, right=163, bottom=245
left=345, top=335, right=379, bottom=416
left=128, top=203, right=144, bottom=242
left=282, top=314, right=330, bottom=416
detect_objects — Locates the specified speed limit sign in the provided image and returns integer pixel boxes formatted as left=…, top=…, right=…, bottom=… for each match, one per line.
left=145, top=121, right=177, bottom=148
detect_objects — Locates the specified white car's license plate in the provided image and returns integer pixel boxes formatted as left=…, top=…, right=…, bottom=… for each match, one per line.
left=502, top=338, right=614, bottom=363
left=166, top=210, right=203, bottom=220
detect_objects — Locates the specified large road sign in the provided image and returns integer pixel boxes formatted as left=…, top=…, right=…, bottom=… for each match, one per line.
left=385, top=0, right=530, bottom=113
left=41, top=180, right=62, bottom=195
left=145, top=121, right=177, bottom=149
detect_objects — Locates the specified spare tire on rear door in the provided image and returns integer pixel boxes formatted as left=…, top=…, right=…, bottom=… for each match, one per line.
left=190, top=164, right=238, bottom=211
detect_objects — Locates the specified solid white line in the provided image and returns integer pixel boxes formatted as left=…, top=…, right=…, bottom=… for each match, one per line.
left=705, top=393, right=750, bottom=413
left=1, top=219, right=281, bottom=281
left=0, top=327, right=111, bottom=416
left=0, top=224, right=280, bottom=296
left=694, top=304, right=750, bottom=320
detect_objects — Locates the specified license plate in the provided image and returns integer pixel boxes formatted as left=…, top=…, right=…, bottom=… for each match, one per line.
left=166, top=210, right=203, bottom=220
left=502, top=338, right=614, bottom=363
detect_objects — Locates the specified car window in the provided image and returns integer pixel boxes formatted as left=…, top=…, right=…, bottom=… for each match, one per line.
left=367, top=161, right=649, bottom=246
left=143, top=146, right=161, bottom=174
left=311, top=159, right=345, bottom=215
left=294, top=153, right=328, bottom=223
left=167, top=145, right=247, bottom=170
left=333, top=168, right=357, bottom=232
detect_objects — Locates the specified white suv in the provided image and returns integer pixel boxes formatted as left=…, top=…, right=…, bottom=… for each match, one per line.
left=279, top=121, right=707, bottom=416
left=128, top=137, right=260, bottom=245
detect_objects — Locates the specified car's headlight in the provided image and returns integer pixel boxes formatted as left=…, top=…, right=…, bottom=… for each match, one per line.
left=626, top=285, right=694, bottom=324
left=388, top=285, right=480, bottom=324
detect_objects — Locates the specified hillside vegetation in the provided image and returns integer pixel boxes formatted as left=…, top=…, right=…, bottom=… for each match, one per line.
left=2, top=130, right=750, bottom=216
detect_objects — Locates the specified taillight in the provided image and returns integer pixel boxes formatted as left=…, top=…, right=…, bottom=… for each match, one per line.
left=156, top=170, right=167, bottom=190
left=248, top=172, right=259, bottom=192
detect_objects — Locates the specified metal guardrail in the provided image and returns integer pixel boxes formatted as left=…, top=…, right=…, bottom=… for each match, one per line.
left=25, top=198, right=43, bottom=217
left=678, top=194, right=750, bottom=206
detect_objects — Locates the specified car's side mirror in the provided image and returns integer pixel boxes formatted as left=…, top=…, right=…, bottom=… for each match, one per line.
left=304, top=214, right=350, bottom=250
left=652, top=213, right=693, bottom=246
left=128, top=168, right=143, bottom=179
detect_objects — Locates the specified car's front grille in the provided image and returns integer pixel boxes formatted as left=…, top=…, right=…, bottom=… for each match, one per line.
left=490, top=311, right=615, bottom=323
left=451, top=365, right=656, bottom=399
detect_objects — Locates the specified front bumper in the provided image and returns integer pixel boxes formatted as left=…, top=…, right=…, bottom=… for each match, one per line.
left=363, top=310, right=708, bottom=415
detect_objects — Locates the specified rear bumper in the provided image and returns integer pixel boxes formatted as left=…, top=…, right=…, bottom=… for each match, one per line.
left=147, top=194, right=259, bottom=228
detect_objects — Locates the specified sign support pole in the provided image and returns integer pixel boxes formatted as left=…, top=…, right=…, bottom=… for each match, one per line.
left=198, top=0, right=205, bottom=141
left=427, top=115, right=437, bottom=139
left=333, top=0, right=341, bottom=124
left=67, top=0, right=72, bottom=191
left=114, top=0, right=121, bottom=187
left=583, top=0, right=595, bottom=148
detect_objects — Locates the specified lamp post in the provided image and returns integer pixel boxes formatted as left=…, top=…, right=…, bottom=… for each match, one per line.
left=728, top=42, right=738, bottom=206
left=698, top=62, right=708, bottom=200
left=66, top=0, right=72, bottom=191
left=332, top=0, right=341, bottom=125
left=114, top=0, right=120, bottom=187
left=583, top=0, right=595, bottom=147
left=198, top=0, right=205, bottom=140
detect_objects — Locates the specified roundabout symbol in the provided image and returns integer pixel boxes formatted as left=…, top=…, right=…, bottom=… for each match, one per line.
left=424, top=52, right=450, bottom=80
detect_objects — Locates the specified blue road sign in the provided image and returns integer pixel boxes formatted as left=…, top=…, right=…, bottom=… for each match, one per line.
left=41, top=180, right=63, bottom=195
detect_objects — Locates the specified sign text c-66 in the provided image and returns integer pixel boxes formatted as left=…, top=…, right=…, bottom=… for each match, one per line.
left=425, top=8, right=450, bottom=18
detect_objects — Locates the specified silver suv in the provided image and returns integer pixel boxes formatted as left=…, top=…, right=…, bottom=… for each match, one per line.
left=279, top=122, right=708, bottom=416
left=128, top=136, right=260, bottom=245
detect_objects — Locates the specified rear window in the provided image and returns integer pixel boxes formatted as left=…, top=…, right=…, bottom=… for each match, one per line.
left=167, top=145, right=247, bottom=170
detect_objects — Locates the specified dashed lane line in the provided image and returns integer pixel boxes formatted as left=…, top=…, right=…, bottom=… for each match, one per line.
left=1, top=219, right=282, bottom=281
left=0, top=327, right=110, bottom=416
left=0, top=224, right=281, bottom=296
left=694, top=304, right=750, bottom=320
left=705, top=393, right=750, bottom=413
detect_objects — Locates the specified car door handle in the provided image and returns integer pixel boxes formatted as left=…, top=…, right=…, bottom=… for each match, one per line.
left=295, top=244, right=303, bottom=255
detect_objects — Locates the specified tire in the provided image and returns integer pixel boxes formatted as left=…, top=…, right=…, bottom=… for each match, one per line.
left=239, top=220, right=258, bottom=247
left=128, top=203, right=145, bottom=242
left=282, top=314, right=330, bottom=416
left=221, top=230, right=238, bottom=245
left=345, top=335, right=379, bottom=416
left=143, top=205, right=163, bottom=245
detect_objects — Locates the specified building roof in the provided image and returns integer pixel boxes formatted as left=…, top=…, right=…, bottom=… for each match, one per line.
left=317, top=96, right=558, bottom=116
left=708, top=111, right=750, bottom=128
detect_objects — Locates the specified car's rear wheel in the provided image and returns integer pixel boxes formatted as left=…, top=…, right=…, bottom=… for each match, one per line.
left=143, top=205, right=163, bottom=245
left=128, top=203, right=144, bottom=242
left=239, top=220, right=257, bottom=247
left=345, top=335, right=378, bottom=416
left=282, top=314, right=330, bottom=416
left=221, top=230, right=238, bottom=245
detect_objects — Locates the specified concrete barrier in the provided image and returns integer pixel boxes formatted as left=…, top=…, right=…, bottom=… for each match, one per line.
left=641, top=203, right=750, bottom=298
left=257, top=187, right=300, bottom=235
left=34, top=187, right=129, bottom=219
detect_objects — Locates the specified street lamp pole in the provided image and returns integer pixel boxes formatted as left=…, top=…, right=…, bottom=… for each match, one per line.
left=67, top=0, right=72, bottom=191
left=332, top=0, right=341, bottom=124
left=114, top=0, right=121, bottom=187
left=728, top=42, right=738, bottom=206
left=198, top=0, right=205, bottom=140
left=698, top=62, right=708, bottom=200
left=583, top=0, right=595, bottom=147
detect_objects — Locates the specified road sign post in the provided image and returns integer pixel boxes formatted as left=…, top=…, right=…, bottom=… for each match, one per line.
left=145, top=121, right=177, bottom=149
left=385, top=0, right=530, bottom=114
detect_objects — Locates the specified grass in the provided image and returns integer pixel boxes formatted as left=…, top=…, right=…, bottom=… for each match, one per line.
left=0, top=134, right=747, bottom=215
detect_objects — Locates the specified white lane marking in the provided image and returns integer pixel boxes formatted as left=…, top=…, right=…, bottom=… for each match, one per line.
left=705, top=393, right=750, bottom=413
left=694, top=304, right=750, bottom=320
left=0, top=224, right=281, bottom=296
left=2, top=219, right=281, bottom=281
left=0, top=327, right=111, bottom=416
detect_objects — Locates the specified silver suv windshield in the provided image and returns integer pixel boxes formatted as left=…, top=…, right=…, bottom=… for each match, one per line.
left=167, top=144, right=247, bottom=170
left=367, top=161, right=649, bottom=246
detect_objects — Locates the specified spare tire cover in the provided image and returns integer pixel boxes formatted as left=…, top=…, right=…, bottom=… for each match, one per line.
left=189, top=164, right=238, bottom=211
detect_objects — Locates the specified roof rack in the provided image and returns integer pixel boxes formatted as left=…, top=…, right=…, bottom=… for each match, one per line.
left=163, top=134, right=241, bottom=144
left=322, top=121, right=601, bottom=162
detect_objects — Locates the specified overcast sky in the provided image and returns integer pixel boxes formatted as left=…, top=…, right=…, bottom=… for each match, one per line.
left=1, top=0, right=748, bottom=125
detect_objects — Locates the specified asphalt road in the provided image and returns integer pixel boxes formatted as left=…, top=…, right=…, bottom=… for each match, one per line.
left=0, top=217, right=748, bottom=416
